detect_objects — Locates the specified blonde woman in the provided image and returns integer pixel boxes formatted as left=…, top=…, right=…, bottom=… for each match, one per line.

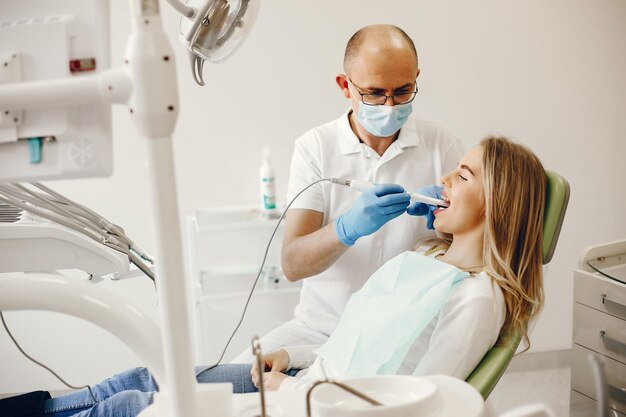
left=2, top=137, right=545, bottom=417
left=256, top=135, right=546, bottom=390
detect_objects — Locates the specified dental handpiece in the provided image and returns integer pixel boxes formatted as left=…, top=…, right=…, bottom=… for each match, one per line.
left=330, top=178, right=449, bottom=207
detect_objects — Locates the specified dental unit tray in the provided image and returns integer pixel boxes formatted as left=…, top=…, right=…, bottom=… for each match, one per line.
left=0, top=220, right=129, bottom=279
left=580, top=239, right=626, bottom=285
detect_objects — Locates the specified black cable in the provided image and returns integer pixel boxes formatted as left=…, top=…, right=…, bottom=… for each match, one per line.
left=195, top=178, right=330, bottom=378
left=0, top=311, right=97, bottom=402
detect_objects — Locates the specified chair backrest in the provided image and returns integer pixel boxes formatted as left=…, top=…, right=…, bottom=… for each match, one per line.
left=465, top=170, right=570, bottom=399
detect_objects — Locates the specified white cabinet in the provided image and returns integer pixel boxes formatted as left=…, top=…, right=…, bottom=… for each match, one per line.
left=185, top=206, right=301, bottom=364
left=572, top=240, right=626, bottom=415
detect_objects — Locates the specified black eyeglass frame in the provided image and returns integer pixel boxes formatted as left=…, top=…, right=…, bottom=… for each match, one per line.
left=347, top=77, right=418, bottom=106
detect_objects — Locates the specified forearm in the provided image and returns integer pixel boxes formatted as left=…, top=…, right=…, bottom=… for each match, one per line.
left=282, top=222, right=348, bottom=281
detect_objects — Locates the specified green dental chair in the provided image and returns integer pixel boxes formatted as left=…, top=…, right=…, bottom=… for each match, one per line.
left=465, top=170, right=570, bottom=399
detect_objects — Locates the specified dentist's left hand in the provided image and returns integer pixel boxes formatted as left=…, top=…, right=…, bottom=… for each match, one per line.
left=407, top=185, right=442, bottom=230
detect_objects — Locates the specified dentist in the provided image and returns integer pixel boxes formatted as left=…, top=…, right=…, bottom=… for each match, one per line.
left=233, top=24, right=464, bottom=362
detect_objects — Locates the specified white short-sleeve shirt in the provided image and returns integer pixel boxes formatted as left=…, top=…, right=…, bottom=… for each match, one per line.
left=286, top=109, right=465, bottom=335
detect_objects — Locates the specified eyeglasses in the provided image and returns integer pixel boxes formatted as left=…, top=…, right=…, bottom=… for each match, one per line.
left=348, top=77, right=418, bottom=106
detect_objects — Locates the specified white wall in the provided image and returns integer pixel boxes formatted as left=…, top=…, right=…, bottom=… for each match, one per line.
left=1, top=0, right=625, bottom=393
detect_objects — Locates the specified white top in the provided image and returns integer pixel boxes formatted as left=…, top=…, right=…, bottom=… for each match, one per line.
left=279, top=248, right=506, bottom=391
left=286, top=110, right=465, bottom=335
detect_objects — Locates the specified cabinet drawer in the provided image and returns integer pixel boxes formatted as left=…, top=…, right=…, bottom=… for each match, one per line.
left=574, top=271, right=626, bottom=320
left=571, top=344, right=626, bottom=414
left=574, top=303, right=626, bottom=364
left=571, top=390, right=626, bottom=417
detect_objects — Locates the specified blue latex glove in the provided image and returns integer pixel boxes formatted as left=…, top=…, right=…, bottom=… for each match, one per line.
left=406, top=185, right=443, bottom=230
left=335, top=183, right=410, bottom=246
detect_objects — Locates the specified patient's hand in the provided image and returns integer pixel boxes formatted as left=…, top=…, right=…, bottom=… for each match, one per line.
left=260, top=371, right=288, bottom=391
left=250, top=349, right=290, bottom=387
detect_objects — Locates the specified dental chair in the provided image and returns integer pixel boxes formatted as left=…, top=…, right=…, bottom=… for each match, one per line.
left=465, top=170, right=570, bottom=399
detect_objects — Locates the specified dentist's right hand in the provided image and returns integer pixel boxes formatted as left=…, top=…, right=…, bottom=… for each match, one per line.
left=335, top=184, right=410, bottom=246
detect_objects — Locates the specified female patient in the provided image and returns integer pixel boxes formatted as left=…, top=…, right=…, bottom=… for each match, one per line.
left=3, top=136, right=546, bottom=417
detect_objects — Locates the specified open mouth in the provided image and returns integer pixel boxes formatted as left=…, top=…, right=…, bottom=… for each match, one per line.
left=434, top=193, right=450, bottom=214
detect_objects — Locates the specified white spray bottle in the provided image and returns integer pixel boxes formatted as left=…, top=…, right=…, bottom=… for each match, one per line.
left=259, top=147, right=277, bottom=218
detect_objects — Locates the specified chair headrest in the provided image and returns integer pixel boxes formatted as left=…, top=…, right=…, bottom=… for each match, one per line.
left=543, top=170, right=570, bottom=264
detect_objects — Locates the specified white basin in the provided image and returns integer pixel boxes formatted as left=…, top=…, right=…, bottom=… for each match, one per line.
left=310, top=375, right=438, bottom=417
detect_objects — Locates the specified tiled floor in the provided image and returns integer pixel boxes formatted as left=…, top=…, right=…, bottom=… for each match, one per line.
left=486, top=349, right=623, bottom=417
left=488, top=367, right=572, bottom=416
left=487, top=349, right=571, bottom=416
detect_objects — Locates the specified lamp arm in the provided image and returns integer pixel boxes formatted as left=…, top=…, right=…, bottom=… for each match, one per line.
left=165, top=0, right=196, bottom=19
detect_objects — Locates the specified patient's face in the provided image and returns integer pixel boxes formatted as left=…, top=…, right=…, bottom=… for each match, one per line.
left=433, top=146, right=485, bottom=235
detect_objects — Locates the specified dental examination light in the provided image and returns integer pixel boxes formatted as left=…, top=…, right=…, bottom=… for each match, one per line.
left=175, top=0, right=260, bottom=85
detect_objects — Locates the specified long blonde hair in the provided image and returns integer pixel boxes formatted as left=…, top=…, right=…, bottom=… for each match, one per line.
left=480, top=136, right=546, bottom=351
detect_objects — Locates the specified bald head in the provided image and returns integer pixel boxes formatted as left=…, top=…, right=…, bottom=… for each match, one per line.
left=343, top=25, right=418, bottom=75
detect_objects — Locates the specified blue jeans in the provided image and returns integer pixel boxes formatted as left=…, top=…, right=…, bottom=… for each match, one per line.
left=43, top=365, right=300, bottom=417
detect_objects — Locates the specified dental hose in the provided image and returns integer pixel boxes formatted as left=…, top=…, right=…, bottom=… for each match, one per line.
left=195, top=178, right=331, bottom=377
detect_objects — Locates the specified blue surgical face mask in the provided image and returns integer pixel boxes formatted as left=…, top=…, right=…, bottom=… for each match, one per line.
left=351, top=85, right=413, bottom=137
